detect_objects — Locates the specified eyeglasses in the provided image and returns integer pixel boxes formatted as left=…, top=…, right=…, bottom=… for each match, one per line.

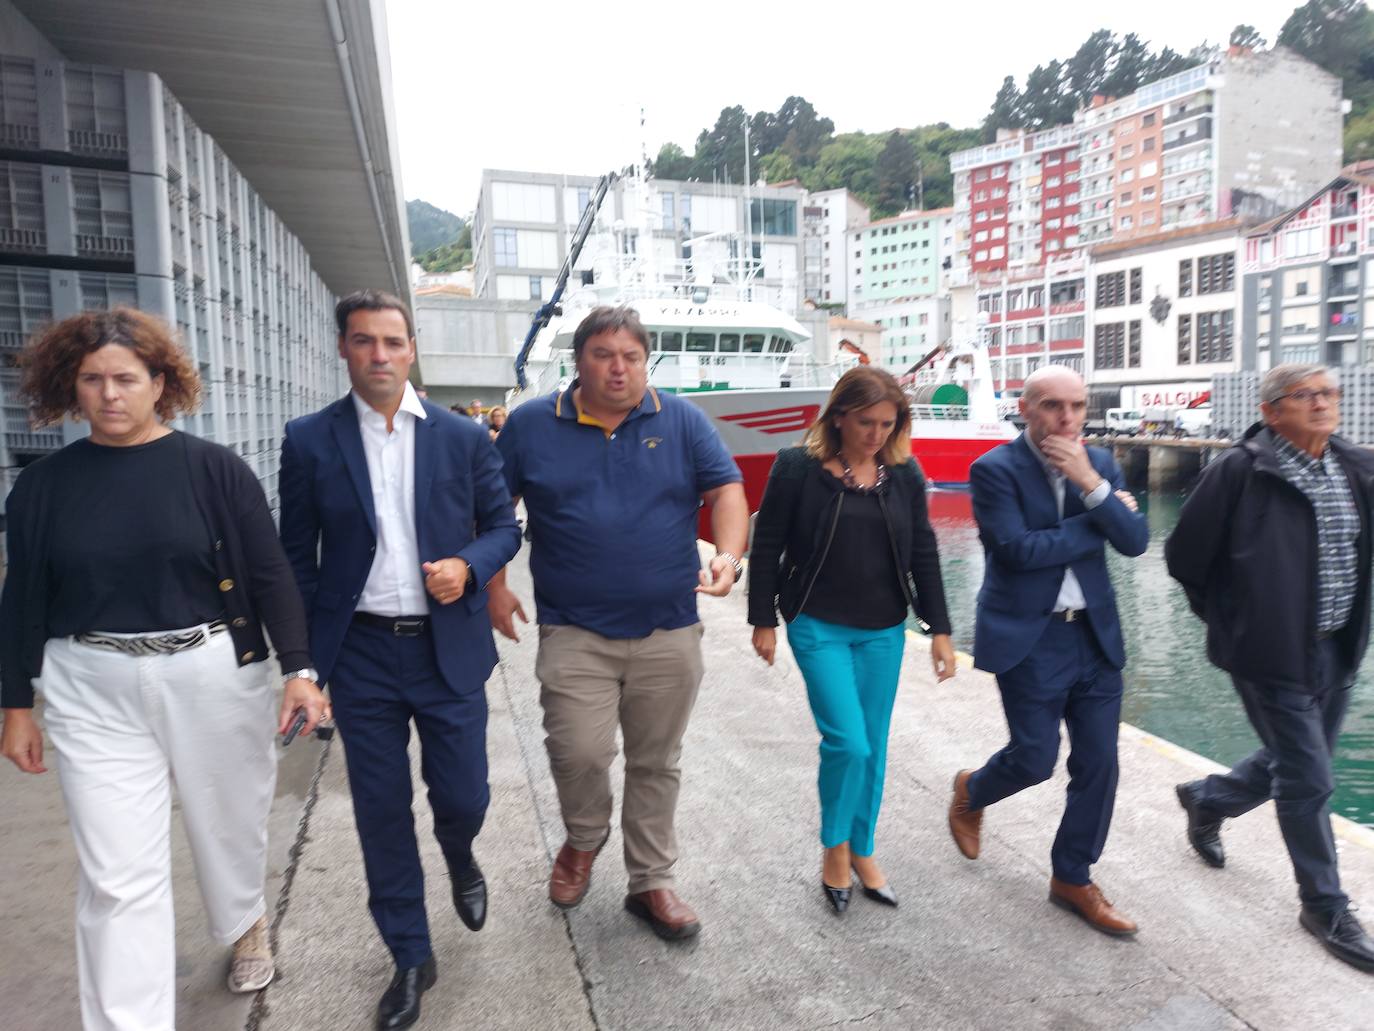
left=1274, top=387, right=1342, bottom=405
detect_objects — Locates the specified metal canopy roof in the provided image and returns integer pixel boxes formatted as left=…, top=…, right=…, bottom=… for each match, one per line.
left=15, top=0, right=410, bottom=298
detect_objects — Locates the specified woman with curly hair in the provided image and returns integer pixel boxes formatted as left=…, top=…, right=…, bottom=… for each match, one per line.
left=0, top=308, right=327, bottom=1030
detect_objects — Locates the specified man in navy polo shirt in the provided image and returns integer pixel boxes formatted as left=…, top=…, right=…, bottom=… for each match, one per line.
left=490, top=305, right=747, bottom=941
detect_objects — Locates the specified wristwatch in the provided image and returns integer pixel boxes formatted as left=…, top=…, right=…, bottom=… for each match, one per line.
left=716, top=551, right=744, bottom=583
left=282, top=667, right=319, bottom=684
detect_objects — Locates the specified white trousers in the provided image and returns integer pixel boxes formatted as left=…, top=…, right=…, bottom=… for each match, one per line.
left=40, top=629, right=278, bottom=1031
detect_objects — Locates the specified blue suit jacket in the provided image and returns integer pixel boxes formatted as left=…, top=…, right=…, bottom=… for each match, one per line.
left=278, top=396, right=521, bottom=691
left=970, top=435, right=1148, bottom=675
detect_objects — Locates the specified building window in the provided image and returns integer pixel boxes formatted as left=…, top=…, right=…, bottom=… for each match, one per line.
left=1129, top=267, right=1142, bottom=304
left=661, top=192, right=674, bottom=229
left=1142, top=137, right=1155, bottom=152
left=1142, top=210, right=1156, bottom=226
left=1178, top=314, right=1192, bottom=364
left=1128, top=320, right=1141, bottom=367
left=1141, top=185, right=1156, bottom=201
left=1096, top=270, right=1126, bottom=308
left=493, top=227, right=519, bottom=267
left=750, top=198, right=796, bottom=236
left=1095, top=322, right=1126, bottom=369
left=1120, top=192, right=1133, bottom=206
left=1119, top=215, right=1133, bottom=229
left=1142, top=112, right=1156, bottom=127
left=1179, top=259, right=1193, bottom=297
left=1120, top=144, right=1135, bottom=159
left=1198, top=252, right=1235, bottom=294
left=529, top=275, right=543, bottom=299
left=1197, top=310, right=1234, bottom=362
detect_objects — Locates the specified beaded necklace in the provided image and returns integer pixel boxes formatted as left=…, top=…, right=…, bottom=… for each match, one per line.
left=839, top=456, right=887, bottom=493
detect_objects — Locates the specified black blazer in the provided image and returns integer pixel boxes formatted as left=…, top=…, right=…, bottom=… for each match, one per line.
left=1166, top=424, right=1374, bottom=693
left=0, top=431, right=312, bottom=708
left=747, top=446, right=951, bottom=635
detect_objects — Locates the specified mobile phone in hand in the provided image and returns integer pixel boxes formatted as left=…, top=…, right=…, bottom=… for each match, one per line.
left=282, top=709, right=307, bottom=746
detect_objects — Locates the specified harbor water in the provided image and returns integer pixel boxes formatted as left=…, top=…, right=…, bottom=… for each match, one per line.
left=923, top=488, right=1374, bottom=828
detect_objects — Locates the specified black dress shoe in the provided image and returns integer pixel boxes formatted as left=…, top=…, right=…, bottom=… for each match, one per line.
left=1175, top=782, right=1225, bottom=868
left=376, top=956, right=437, bottom=1031
left=1300, top=906, right=1374, bottom=973
left=451, top=861, right=487, bottom=932
left=822, top=881, right=851, bottom=914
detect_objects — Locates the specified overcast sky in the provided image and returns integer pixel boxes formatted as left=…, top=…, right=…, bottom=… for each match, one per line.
left=386, top=0, right=1306, bottom=218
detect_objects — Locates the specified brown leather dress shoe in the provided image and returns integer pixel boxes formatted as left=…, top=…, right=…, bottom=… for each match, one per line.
left=624, top=889, right=701, bottom=941
left=948, top=770, right=982, bottom=860
left=549, top=836, right=607, bottom=909
left=1049, top=878, right=1138, bottom=937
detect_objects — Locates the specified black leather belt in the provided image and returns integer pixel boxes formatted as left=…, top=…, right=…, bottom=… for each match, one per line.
left=353, top=612, right=430, bottom=636
left=1050, top=609, right=1087, bottom=623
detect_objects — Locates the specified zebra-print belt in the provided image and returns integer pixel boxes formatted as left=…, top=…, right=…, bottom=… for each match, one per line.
left=75, top=620, right=228, bottom=657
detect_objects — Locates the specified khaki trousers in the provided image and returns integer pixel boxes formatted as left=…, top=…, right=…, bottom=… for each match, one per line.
left=535, top=622, right=705, bottom=893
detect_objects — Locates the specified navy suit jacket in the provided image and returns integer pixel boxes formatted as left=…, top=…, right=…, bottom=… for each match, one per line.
left=278, top=395, right=521, bottom=691
left=970, top=435, right=1148, bottom=675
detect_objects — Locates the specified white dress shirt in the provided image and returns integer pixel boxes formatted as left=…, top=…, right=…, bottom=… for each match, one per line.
left=1024, top=432, right=1109, bottom=612
left=354, top=382, right=429, bottom=616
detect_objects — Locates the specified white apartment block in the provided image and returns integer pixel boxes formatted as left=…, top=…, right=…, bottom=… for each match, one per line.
left=951, top=46, right=1346, bottom=283
left=802, top=187, right=869, bottom=308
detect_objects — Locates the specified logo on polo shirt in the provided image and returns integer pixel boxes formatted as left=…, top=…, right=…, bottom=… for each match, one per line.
left=644, top=437, right=663, bottom=449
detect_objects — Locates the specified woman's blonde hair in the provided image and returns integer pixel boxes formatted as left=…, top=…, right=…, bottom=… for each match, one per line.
left=802, top=366, right=912, bottom=465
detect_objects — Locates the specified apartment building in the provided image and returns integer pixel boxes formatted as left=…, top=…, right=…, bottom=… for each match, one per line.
left=1239, top=164, right=1374, bottom=369
left=975, top=258, right=1088, bottom=393
left=951, top=47, right=1345, bottom=281
left=850, top=207, right=954, bottom=308
left=801, top=187, right=869, bottom=307
left=853, top=296, right=951, bottom=373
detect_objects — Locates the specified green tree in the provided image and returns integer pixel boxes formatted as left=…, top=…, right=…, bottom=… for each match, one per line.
left=1149, top=46, right=1196, bottom=80
left=759, top=151, right=798, bottom=184
left=1100, top=32, right=1152, bottom=98
left=873, top=131, right=917, bottom=216
left=982, top=76, right=1022, bottom=142
left=1229, top=24, right=1267, bottom=49
left=418, top=223, right=473, bottom=273
left=1345, top=107, right=1374, bottom=162
left=690, top=105, right=750, bottom=183
left=910, top=124, right=982, bottom=209
left=1065, top=29, right=1116, bottom=104
left=801, top=133, right=884, bottom=201
left=1017, top=61, right=1075, bottom=128
left=650, top=142, right=692, bottom=180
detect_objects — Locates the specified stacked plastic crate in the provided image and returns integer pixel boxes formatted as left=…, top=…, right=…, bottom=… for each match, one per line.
left=0, top=49, right=344, bottom=503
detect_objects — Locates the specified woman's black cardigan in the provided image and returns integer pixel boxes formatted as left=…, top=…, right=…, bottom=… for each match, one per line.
left=747, top=446, right=952, bottom=635
left=1, top=432, right=312, bottom=708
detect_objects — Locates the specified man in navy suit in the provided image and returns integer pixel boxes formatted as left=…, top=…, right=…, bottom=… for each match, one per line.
left=948, top=365, right=1148, bottom=936
left=279, top=290, right=520, bottom=1031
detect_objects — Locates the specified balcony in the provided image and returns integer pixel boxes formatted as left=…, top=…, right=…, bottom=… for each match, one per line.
left=1328, top=307, right=1359, bottom=338
left=1164, top=104, right=1213, bottom=126
left=1163, top=154, right=1213, bottom=178
left=1162, top=180, right=1209, bottom=203
left=1329, top=273, right=1360, bottom=299
left=1163, top=121, right=1213, bottom=151
left=1331, top=201, right=1359, bottom=220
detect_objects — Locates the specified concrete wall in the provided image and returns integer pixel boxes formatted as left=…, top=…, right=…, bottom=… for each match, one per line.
left=413, top=294, right=538, bottom=406
left=1216, top=48, right=1345, bottom=215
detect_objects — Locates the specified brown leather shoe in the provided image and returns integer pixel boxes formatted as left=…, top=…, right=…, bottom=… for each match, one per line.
left=948, top=770, right=982, bottom=860
left=549, top=836, right=607, bottom=909
left=1049, top=878, right=1138, bottom=937
left=624, top=889, right=701, bottom=941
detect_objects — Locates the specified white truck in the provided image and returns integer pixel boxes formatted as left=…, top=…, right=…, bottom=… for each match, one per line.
left=1103, top=408, right=1143, bottom=435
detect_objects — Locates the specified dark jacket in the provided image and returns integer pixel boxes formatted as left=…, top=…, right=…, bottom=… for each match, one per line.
left=970, top=435, right=1148, bottom=675
left=1, top=431, right=312, bottom=708
left=747, top=447, right=951, bottom=635
left=1164, top=423, right=1374, bottom=693
left=278, top=396, right=521, bottom=690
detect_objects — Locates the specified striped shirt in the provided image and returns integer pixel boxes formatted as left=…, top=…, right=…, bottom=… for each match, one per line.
left=1272, top=434, right=1360, bottom=633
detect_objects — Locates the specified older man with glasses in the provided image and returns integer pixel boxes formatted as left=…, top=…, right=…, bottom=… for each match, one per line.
left=1166, top=364, right=1374, bottom=973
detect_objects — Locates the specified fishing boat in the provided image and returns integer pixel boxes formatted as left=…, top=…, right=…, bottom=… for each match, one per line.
left=507, top=172, right=1014, bottom=516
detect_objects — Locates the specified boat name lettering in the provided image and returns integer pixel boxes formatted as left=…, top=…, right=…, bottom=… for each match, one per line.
left=665, top=306, right=742, bottom=318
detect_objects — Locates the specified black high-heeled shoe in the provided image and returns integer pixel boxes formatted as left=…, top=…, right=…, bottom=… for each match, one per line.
left=852, top=864, right=899, bottom=907
left=822, top=880, right=851, bottom=914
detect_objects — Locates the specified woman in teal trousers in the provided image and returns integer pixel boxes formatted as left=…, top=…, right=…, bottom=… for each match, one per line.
left=748, top=367, right=956, bottom=913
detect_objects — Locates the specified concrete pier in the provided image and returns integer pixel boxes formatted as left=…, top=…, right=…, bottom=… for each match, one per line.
left=3, top=547, right=1374, bottom=1029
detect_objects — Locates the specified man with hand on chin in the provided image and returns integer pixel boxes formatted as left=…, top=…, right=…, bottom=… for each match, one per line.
left=279, top=290, right=520, bottom=1031
left=488, top=305, right=747, bottom=942
left=948, top=365, right=1148, bottom=937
